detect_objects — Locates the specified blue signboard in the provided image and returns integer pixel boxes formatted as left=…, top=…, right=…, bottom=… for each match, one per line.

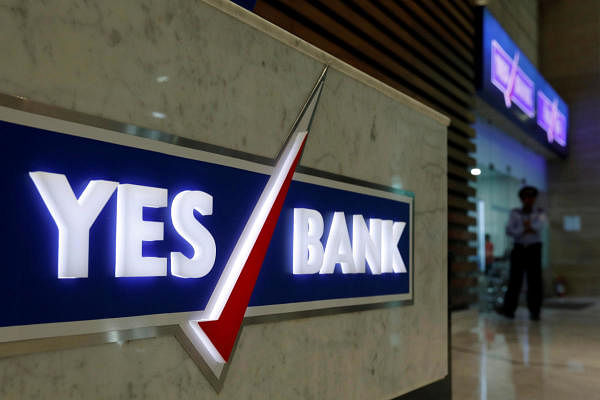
left=0, top=101, right=412, bottom=376
left=479, top=8, right=568, bottom=156
left=1, top=118, right=411, bottom=326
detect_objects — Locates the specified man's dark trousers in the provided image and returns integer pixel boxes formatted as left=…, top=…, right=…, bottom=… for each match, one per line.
left=503, top=243, right=543, bottom=317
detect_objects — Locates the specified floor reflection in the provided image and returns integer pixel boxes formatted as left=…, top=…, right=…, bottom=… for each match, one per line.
left=452, top=299, right=600, bottom=400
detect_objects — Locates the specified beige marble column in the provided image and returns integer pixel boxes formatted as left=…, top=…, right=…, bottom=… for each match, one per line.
left=0, top=0, right=449, bottom=398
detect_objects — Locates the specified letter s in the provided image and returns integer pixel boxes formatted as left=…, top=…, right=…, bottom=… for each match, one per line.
left=170, top=190, right=216, bottom=278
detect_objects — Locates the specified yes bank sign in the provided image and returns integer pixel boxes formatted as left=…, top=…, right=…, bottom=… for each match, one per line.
left=479, top=8, right=569, bottom=156
left=0, top=74, right=412, bottom=387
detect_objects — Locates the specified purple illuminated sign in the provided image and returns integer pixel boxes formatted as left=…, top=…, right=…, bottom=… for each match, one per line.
left=537, top=90, right=567, bottom=147
left=480, top=8, right=569, bottom=156
left=490, top=40, right=535, bottom=118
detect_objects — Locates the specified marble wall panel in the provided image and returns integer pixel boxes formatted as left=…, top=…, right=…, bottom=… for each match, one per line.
left=0, top=0, right=448, bottom=398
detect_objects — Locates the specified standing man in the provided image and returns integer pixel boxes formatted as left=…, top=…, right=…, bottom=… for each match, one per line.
left=500, top=186, right=546, bottom=320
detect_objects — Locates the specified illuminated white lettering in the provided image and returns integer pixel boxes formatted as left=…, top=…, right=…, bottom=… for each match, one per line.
left=171, top=190, right=216, bottom=278
left=381, top=220, right=407, bottom=273
left=352, top=215, right=382, bottom=274
left=293, top=208, right=324, bottom=274
left=29, top=172, right=117, bottom=278
left=320, top=212, right=356, bottom=274
left=115, top=184, right=167, bottom=277
left=292, top=209, right=407, bottom=275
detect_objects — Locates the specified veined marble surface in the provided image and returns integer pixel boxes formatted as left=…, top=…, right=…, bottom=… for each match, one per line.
left=0, top=0, right=447, bottom=399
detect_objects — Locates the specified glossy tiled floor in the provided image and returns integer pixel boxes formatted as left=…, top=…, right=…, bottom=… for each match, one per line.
left=451, top=299, right=600, bottom=400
